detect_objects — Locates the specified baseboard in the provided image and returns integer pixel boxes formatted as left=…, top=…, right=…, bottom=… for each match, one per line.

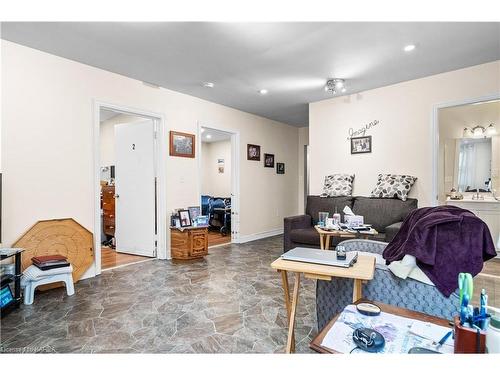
left=237, top=228, right=283, bottom=243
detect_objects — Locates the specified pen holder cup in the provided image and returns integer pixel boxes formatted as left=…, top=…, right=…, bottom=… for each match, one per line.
left=453, top=316, right=486, bottom=353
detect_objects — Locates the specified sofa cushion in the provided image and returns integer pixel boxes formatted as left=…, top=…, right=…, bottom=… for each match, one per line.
left=306, top=196, right=354, bottom=225
left=352, top=197, right=417, bottom=233
left=322, top=174, right=355, bottom=197
left=289, top=227, right=320, bottom=246
left=370, top=174, right=417, bottom=201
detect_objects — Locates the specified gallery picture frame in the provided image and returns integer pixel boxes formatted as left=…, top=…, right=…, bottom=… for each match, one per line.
left=247, top=144, right=261, bottom=161
left=170, top=131, right=196, bottom=158
left=276, top=162, right=285, bottom=174
left=350, top=135, right=372, bottom=154
left=264, top=153, right=275, bottom=168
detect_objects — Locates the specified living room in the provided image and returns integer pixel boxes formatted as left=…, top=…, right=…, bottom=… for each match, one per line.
left=1, top=1, right=500, bottom=374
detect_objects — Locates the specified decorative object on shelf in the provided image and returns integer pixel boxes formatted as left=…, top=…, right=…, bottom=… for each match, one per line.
left=324, top=78, right=347, bottom=95
left=169, top=131, right=195, bottom=158
left=463, top=123, right=497, bottom=138
left=351, top=135, right=372, bottom=154
left=188, top=206, right=201, bottom=225
left=12, top=218, right=94, bottom=287
left=277, top=162, right=285, bottom=174
left=218, top=158, right=225, bottom=173
left=170, top=226, right=208, bottom=260
left=322, top=174, right=355, bottom=197
left=247, top=144, right=261, bottom=161
left=264, top=153, right=275, bottom=168
left=179, top=210, right=192, bottom=227
left=370, top=174, right=417, bottom=201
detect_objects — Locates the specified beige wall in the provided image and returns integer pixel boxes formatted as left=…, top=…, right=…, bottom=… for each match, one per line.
left=100, top=113, right=146, bottom=167
left=201, top=140, right=232, bottom=197
left=297, top=127, right=309, bottom=213
left=1, top=41, right=299, bottom=269
left=309, top=60, right=500, bottom=207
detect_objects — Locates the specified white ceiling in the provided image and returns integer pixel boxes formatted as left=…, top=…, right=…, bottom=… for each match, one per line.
left=2, top=22, right=499, bottom=126
left=201, top=127, right=231, bottom=143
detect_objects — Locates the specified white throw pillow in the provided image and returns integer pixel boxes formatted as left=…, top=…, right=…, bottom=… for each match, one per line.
left=370, top=174, right=417, bottom=201
left=322, top=174, right=355, bottom=197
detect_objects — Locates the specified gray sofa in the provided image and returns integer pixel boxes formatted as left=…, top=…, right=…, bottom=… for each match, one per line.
left=316, top=239, right=460, bottom=331
left=284, top=195, right=417, bottom=252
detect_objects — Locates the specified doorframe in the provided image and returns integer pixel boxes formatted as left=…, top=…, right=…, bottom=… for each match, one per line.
left=196, top=122, right=241, bottom=243
left=431, top=92, right=500, bottom=206
left=93, top=100, right=167, bottom=276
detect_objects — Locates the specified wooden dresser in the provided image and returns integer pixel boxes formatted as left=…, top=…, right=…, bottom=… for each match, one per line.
left=101, top=185, right=116, bottom=237
left=170, top=226, right=208, bottom=260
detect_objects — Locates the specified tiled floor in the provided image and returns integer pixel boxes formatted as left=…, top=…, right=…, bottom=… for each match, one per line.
left=0, top=235, right=317, bottom=353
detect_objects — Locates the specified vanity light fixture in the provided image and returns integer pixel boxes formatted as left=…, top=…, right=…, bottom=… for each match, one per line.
left=463, top=127, right=473, bottom=138
left=203, top=82, right=214, bottom=88
left=404, top=44, right=416, bottom=52
left=463, top=124, right=497, bottom=138
left=259, top=89, right=268, bottom=95
left=325, top=79, right=347, bottom=95
left=486, top=124, right=497, bottom=137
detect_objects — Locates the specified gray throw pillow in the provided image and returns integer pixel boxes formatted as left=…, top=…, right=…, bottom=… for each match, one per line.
left=370, top=174, right=417, bottom=201
left=322, top=174, right=355, bottom=197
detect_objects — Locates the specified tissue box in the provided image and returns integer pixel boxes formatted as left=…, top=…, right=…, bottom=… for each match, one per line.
left=344, top=215, right=364, bottom=227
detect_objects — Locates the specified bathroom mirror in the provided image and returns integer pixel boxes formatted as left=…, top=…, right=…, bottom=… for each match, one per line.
left=437, top=99, right=499, bottom=203
left=456, top=137, right=492, bottom=192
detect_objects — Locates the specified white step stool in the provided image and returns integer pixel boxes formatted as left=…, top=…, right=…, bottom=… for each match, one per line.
left=21, top=264, right=75, bottom=305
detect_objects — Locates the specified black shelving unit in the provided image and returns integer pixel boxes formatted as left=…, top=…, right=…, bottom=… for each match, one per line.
left=1, top=248, right=24, bottom=317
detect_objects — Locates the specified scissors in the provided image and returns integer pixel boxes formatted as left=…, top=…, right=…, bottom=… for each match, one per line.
left=458, top=272, right=473, bottom=306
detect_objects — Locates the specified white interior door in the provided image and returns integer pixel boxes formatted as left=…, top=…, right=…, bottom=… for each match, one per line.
left=115, top=120, right=156, bottom=257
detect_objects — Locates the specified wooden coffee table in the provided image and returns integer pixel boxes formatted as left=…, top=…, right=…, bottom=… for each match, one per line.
left=271, top=254, right=376, bottom=353
left=310, top=299, right=450, bottom=354
left=315, top=225, right=379, bottom=250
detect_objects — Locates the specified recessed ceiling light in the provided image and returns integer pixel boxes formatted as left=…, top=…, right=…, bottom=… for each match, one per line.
left=206, top=134, right=212, bottom=139
left=203, top=82, right=214, bottom=88
left=259, top=89, right=268, bottom=95
left=404, top=44, right=416, bottom=52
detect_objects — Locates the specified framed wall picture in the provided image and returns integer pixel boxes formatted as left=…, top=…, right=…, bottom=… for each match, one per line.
left=264, top=153, right=275, bottom=168
left=247, top=144, right=261, bottom=161
left=350, top=135, right=372, bottom=154
left=179, top=210, right=192, bottom=227
left=170, top=131, right=195, bottom=158
left=276, top=162, right=285, bottom=174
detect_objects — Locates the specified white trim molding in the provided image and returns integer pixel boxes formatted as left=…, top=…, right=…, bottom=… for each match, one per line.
left=197, top=121, right=241, bottom=243
left=92, top=100, right=167, bottom=277
left=237, top=228, right=284, bottom=244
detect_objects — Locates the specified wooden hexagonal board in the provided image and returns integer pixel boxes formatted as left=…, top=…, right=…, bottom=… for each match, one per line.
left=13, top=218, right=94, bottom=283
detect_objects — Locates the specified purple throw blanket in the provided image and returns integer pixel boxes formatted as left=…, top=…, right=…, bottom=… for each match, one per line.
left=383, top=205, right=496, bottom=297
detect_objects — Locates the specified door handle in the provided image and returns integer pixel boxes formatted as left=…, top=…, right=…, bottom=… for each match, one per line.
left=114, top=194, right=120, bottom=198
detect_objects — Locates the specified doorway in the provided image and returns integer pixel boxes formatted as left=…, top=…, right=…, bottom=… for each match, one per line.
left=94, top=103, right=167, bottom=273
left=198, top=124, right=240, bottom=247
